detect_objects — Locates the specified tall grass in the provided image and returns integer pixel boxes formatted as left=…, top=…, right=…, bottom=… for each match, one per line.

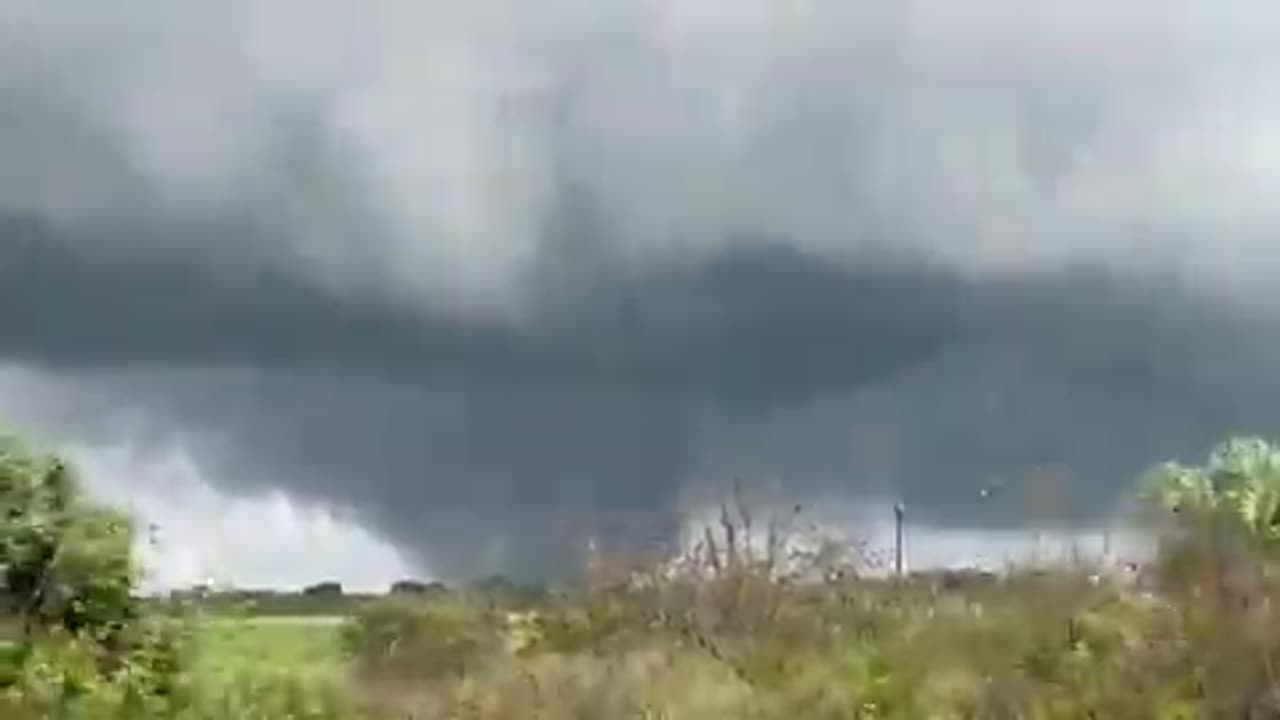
left=338, top=496, right=1280, bottom=719
left=5, top=513, right=1280, bottom=718
left=11, top=437, right=1280, bottom=718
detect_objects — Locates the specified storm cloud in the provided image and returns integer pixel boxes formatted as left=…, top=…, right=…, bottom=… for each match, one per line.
left=2, top=0, right=1280, bottom=582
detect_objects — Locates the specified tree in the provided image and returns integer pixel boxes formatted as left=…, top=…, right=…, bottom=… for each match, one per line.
left=389, top=579, right=431, bottom=596
left=0, top=431, right=137, bottom=639
left=1141, top=437, right=1280, bottom=599
left=43, top=505, right=138, bottom=634
left=303, top=581, right=344, bottom=598
left=1143, top=437, right=1280, bottom=546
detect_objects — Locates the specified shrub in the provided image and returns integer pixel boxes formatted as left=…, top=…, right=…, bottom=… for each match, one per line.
left=0, top=433, right=138, bottom=638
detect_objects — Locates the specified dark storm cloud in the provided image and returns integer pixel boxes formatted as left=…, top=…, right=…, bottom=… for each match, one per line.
left=0, top=214, right=988, bottom=397
left=5, top=209, right=1273, bottom=578
left=0, top=213, right=1246, bottom=407
left=3, top=0, right=1280, bottom=579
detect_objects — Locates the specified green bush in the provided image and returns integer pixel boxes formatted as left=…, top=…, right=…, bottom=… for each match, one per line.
left=0, top=432, right=138, bottom=638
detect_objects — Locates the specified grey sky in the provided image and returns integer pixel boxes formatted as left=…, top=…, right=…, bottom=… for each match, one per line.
left=2, top=0, right=1280, bottom=583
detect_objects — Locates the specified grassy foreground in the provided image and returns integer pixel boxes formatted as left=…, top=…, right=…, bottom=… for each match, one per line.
left=8, top=435, right=1280, bottom=717
left=193, top=615, right=347, bottom=682
left=137, top=558, right=1280, bottom=719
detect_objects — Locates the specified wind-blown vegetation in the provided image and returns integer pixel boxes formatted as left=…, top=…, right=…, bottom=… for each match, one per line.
left=5, top=425, right=1280, bottom=717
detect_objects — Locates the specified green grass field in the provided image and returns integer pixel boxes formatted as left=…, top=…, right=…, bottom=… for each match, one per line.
left=194, top=615, right=348, bottom=682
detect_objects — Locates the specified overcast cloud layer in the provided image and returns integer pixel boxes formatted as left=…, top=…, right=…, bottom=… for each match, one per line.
left=3, top=0, right=1280, bottom=583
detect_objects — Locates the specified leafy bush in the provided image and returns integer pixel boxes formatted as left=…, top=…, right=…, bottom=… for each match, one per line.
left=1143, top=437, right=1280, bottom=555
left=0, top=432, right=138, bottom=638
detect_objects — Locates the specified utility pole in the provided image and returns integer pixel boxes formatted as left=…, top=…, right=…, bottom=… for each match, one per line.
left=894, top=501, right=906, bottom=578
